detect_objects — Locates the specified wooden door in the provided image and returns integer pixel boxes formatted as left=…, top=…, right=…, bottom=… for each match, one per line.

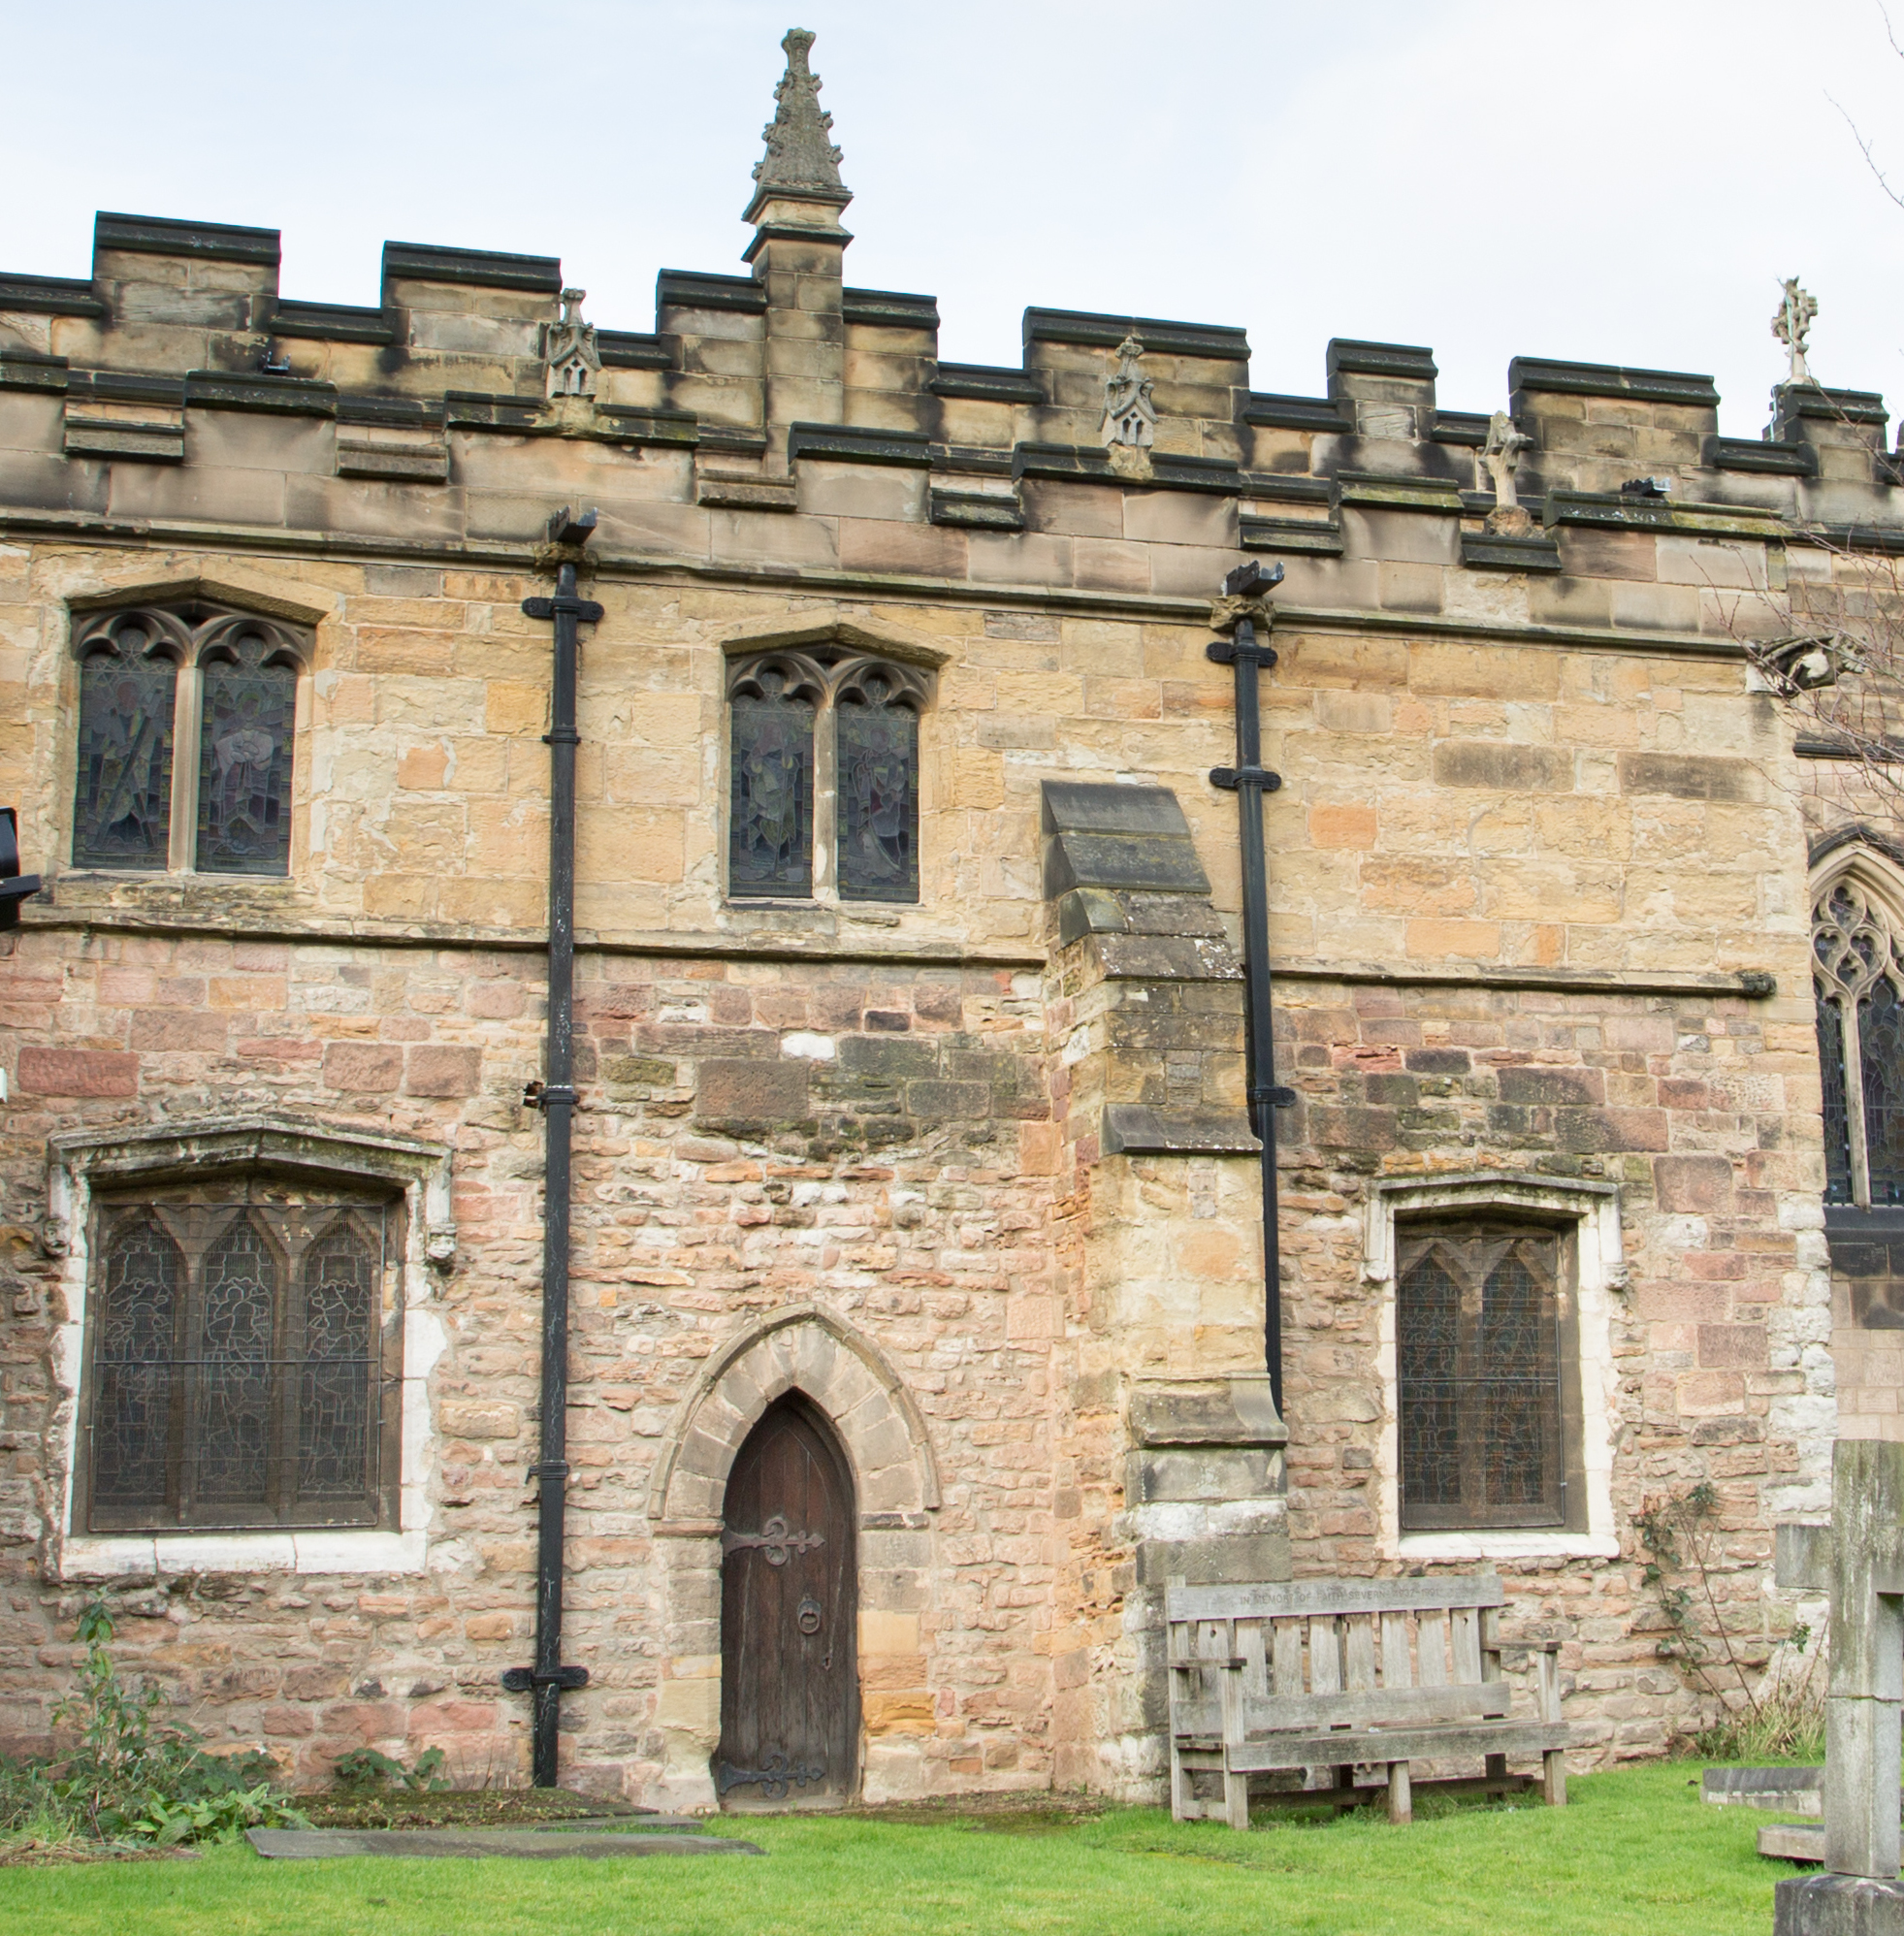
left=716, top=1398, right=857, bottom=1801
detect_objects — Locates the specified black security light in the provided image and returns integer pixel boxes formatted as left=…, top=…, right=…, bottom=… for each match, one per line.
left=0, top=809, right=42, bottom=930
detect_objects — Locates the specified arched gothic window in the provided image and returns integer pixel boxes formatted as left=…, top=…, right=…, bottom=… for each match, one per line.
left=71, top=602, right=305, bottom=877
left=726, top=650, right=928, bottom=903
left=1813, top=870, right=1904, bottom=1206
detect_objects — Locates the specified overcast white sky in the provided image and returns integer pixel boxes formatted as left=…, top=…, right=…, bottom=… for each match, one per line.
left=5, top=1, right=1904, bottom=436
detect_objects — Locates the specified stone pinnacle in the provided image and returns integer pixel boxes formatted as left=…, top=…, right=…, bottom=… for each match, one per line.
left=752, top=26, right=848, bottom=201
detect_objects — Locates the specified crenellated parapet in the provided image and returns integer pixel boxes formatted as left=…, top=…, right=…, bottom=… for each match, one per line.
left=5, top=30, right=1904, bottom=618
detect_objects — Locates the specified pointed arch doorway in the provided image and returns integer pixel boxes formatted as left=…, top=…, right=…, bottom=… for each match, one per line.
left=715, top=1396, right=858, bottom=1803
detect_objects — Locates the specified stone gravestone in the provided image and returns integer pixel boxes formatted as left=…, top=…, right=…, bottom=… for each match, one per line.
left=1774, top=1439, right=1904, bottom=1932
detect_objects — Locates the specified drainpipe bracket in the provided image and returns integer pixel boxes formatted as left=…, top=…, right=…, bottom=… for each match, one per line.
left=501, top=1665, right=591, bottom=1693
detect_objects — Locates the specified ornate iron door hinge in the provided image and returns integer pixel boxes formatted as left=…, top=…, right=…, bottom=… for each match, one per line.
left=716, top=1751, right=826, bottom=1797
left=722, top=1513, right=825, bottom=1565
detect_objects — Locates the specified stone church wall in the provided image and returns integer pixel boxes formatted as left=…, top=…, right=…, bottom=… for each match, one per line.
left=0, top=30, right=1885, bottom=1802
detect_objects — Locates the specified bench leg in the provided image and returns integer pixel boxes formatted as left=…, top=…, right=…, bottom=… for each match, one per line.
left=1543, top=1749, right=1566, bottom=1808
left=1223, top=1760, right=1250, bottom=1832
left=1170, top=1743, right=1192, bottom=1823
left=1485, top=1752, right=1507, bottom=1788
left=1388, top=1760, right=1411, bottom=1825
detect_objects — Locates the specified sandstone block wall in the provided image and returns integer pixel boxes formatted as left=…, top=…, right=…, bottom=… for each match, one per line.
left=1, top=110, right=1895, bottom=1796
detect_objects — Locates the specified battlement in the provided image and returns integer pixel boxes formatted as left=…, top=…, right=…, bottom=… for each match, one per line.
left=3, top=39, right=1901, bottom=600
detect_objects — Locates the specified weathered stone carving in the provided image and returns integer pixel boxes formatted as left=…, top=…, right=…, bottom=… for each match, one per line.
left=1480, top=410, right=1534, bottom=533
left=752, top=27, right=846, bottom=198
left=1775, top=275, right=1818, bottom=387
left=1100, top=333, right=1157, bottom=449
left=543, top=288, right=599, bottom=401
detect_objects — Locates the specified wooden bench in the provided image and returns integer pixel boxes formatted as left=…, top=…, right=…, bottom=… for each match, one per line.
left=1166, top=1572, right=1567, bottom=1827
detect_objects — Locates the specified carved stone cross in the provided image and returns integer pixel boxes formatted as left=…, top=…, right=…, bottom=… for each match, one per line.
left=1774, top=276, right=1818, bottom=388
left=1479, top=411, right=1533, bottom=517
left=1775, top=1439, right=1904, bottom=1929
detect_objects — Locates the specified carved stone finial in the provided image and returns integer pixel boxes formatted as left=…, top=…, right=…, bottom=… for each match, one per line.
left=1101, top=333, right=1157, bottom=450
left=1479, top=410, right=1533, bottom=530
left=543, top=286, right=599, bottom=402
left=753, top=27, right=847, bottom=201
left=1773, top=275, right=1818, bottom=386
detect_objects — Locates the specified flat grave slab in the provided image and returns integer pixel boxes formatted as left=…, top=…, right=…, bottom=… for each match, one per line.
left=1705, top=1768, right=1825, bottom=1816
left=1760, top=1823, right=1827, bottom=1863
left=247, top=1826, right=761, bottom=1860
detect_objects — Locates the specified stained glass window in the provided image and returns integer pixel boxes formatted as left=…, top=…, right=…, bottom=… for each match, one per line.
left=193, top=1214, right=276, bottom=1508
left=299, top=1221, right=378, bottom=1499
left=726, top=651, right=928, bottom=904
left=84, top=1191, right=391, bottom=1532
left=72, top=630, right=177, bottom=869
left=729, top=671, right=815, bottom=897
left=91, top=1215, right=182, bottom=1510
left=1813, top=875, right=1904, bottom=1208
left=836, top=675, right=919, bottom=904
left=1399, top=1222, right=1563, bottom=1530
left=196, top=631, right=295, bottom=876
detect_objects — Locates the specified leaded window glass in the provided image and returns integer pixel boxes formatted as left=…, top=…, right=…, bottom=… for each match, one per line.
left=1813, top=876, right=1904, bottom=1207
left=83, top=1189, right=395, bottom=1533
left=195, top=624, right=296, bottom=876
left=69, top=602, right=306, bottom=879
left=729, top=669, right=816, bottom=897
left=726, top=648, right=927, bottom=905
left=1399, top=1221, right=1563, bottom=1530
left=836, top=671, right=920, bottom=903
left=72, top=616, right=181, bottom=868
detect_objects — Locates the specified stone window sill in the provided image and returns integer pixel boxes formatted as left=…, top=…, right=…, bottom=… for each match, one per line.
left=56, top=1529, right=425, bottom=1579
left=1399, top=1531, right=1620, bottom=1563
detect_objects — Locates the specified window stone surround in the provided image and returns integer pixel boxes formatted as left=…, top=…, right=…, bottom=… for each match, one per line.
left=1363, top=1172, right=1627, bottom=1563
left=46, top=1113, right=454, bottom=1580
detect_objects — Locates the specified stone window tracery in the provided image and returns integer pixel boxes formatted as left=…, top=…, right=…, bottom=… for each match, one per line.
left=81, top=1182, right=398, bottom=1533
left=1813, top=872, right=1904, bottom=1207
left=71, top=602, right=305, bottom=877
left=726, top=649, right=926, bottom=903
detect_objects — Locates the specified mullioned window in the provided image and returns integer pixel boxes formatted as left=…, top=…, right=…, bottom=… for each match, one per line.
left=726, top=648, right=926, bottom=904
left=71, top=603, right=304, bottom=877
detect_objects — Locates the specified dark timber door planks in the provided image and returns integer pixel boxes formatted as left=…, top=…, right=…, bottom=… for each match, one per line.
left=716, top=1400, right=857, bottom=1801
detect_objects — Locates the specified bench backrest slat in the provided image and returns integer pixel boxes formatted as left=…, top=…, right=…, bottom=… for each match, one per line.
left=1309, top=1615, right=1341, bottom=1696
left=1167, top=1574, right=1503, bottom=1625
left=1451, top=1605, right=1484, bottom=1686
left=1273, top=1618, right=1305, bottom=1700
left=1343, top=1614, right=1377, bottom=1694
left=1380, top=1610, right=1412, bottom=1691
left=1418, top=1608, right=1449, bottom=1688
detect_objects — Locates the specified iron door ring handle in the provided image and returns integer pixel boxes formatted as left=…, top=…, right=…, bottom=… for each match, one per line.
left=797, top=1595, right=823, bottom=1635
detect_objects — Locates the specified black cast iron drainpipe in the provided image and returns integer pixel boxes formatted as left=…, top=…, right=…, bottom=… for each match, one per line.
left=0, top=808, right=44, bottom=930
left=502, top=507, right=602, bottom=1786
left=1207, top=559, right=1294, bottom=1417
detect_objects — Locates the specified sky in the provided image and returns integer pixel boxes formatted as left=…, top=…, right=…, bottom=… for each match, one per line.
left=4, top=1, right=1904, bottom=436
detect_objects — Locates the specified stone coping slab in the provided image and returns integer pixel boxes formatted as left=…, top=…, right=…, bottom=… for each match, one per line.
left=247, top=1825, right=761, bottom=1860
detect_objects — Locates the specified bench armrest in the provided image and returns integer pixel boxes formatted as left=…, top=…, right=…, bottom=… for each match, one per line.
left=1492, top=1639, right=1563, bottom=1655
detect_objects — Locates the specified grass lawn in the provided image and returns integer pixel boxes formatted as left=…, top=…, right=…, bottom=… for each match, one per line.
left=0, top=1761, right=1799, bottom=1936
